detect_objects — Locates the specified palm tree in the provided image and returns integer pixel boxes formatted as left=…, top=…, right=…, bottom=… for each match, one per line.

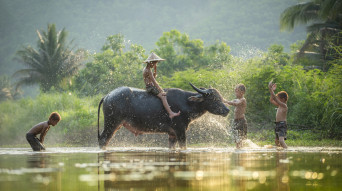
left=14, top=24, right=85, bottom=92
left=0, top=75, right=21, bottom=102
left=280, top=0, right=342, bottom=70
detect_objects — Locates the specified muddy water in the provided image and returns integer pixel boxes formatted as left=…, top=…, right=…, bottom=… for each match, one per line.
left=0, top=147, right=341, bottom=191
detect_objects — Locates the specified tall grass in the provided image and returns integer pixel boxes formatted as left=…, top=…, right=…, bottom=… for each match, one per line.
left=0, top=92, right=102, bottom=146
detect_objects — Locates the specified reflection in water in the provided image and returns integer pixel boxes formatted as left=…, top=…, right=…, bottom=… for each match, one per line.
left=100, top=152, right=189, bottom=190
left=275, top=152, right=290, bottom=191
left=0, top=147, right=342, bottom=190
left=231, top=153, right=247, bottom=191
left=27, top=153, right=47, bottom=168
left=26, top=153, right=62, bottom=190
left=94, top=151, right=291, bottom=190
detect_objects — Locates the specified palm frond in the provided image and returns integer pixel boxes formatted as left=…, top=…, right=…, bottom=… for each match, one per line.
left=14, top=24, right=84, bottom=92
left=320, top=0, right=342, bottom=20
left=307, top=21, right=342, bottom=33
left=12, top=68, right=39, bottom=78
left=280, top=2, right=320, bottom=31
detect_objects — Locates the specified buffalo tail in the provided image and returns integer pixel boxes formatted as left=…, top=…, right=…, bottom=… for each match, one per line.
left=97, top=97, right=104, bottom=142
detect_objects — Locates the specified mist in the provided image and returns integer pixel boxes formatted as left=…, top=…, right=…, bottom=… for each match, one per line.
left=0, top=0, right=305, bottom=76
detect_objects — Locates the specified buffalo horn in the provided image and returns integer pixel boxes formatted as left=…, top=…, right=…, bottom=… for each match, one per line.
left=189, top=82, right=209, bottom=94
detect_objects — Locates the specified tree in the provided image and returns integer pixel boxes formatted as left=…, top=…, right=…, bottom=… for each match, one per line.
left=73, top=34, right=145, bottom=96
left=280, top=0, right=342, bottom=70
left=14, top=24, right=85, bottom=92
left=0, top=75, right=21, bottom=102
left=155, top=29, right=231, bottom=76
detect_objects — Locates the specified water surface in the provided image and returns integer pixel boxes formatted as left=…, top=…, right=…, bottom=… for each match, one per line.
left=0, top=147, right=341, bottom=190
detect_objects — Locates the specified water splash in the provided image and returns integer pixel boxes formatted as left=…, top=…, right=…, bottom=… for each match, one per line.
left=233, top=43, right=263, bottom=60
left=243, top=139, right=260, bottom=148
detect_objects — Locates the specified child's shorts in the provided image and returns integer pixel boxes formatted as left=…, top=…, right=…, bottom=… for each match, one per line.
left=231, top=117, right=247, bottom=143
left=146, top=85, right=160, bottom=96
left=26, top=133, right=45, bottom=151
left=275, top=121, right=287, bottom=140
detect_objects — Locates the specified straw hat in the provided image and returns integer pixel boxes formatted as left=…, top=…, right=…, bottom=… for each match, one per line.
left=144, top=52, right=165, bottom=63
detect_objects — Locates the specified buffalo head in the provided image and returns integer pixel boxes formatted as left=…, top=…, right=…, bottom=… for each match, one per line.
left=188, top=83, right=229, bottom=116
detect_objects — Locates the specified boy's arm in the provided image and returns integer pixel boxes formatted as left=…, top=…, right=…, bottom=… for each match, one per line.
left=269, top=94, right=279, bottom=106
left=271, top=94, right=287, bottom=108
left=148, top=68, right=164, bottom=93
left=268, top=82, right=279, bottom=106
left=222, top=99, right=229, bottom=104
left=225, top=98, right=244, bottom=106
left=39, top=126, right=49, bottom=143
left=268, top=83, right=287, bottom=108
left=153, top=65, right=157, bottom=78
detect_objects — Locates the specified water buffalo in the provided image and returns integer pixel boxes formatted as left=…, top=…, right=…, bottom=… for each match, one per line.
left=98, top=83, right=229, bottom=149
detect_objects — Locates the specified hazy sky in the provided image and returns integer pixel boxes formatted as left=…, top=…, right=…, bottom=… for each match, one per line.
left=0, top=0, right=306, bottom=75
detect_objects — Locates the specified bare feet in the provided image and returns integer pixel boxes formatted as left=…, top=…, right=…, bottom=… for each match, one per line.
left=277, top=147, right=285, bottom=151
left=236, top=142, right=243, bottom=149
left=169, top=111, right=181, bottom=119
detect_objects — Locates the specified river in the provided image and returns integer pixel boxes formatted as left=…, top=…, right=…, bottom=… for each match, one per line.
left=0, top=147, right=341, bottom=190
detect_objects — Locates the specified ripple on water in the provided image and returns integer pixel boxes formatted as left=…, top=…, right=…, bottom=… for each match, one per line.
left=0, top=147, right=342, bottom=155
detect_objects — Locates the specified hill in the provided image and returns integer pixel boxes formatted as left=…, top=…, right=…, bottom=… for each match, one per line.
left=0, top=0, right=306, bottom=75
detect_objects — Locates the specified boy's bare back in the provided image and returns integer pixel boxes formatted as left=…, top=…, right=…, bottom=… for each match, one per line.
left=143, top=67, right=153, bottom=87
left=27, top=121, right=51, bottom=143
left=27, top=121, right=49, bottom=135
left=143, top=63, right=163, bottom=93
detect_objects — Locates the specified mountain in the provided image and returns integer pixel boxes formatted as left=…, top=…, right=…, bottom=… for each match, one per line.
left=0, top=0, right=305, bottom=75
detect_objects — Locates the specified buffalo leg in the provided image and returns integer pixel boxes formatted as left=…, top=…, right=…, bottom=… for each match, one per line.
left=168, top=133, right=177, bottom=150
left=99, top=117, right=122, bottom=149
left=176, top=129, right=187, bottom=150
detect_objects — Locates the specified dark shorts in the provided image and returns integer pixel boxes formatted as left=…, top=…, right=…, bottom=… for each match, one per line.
left=275, top=121, right=287, bottom=140
left=26, top=133, right=45, bottom=151
left=231, top=118, right=247, bottom=143
left=146, top=85, right=160, bottom=96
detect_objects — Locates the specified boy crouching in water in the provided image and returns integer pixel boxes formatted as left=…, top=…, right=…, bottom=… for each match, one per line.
left=268, top=81, right=288, bottom=149
left=26, top=112, right=61, bottom=151
left=224, top=84, right=247, bottom=149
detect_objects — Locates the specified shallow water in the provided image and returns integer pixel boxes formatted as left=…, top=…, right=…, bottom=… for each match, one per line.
left=0, top=147, right=341, bottom=191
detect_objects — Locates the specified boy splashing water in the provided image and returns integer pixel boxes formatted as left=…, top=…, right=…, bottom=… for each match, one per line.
left=268, top=81, right=288, bottom=149
left=26, top=112, right=61, bottom=151
left=224, top=84, right=247, bottom=149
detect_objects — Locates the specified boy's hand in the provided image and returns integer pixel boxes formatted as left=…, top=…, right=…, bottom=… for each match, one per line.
left=161, top=92, right=167, bottom=96
left=268, top=81, right=276, bottom=91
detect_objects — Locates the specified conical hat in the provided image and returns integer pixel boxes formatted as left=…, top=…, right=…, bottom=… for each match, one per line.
left=144, top=52, right=165, bottom=63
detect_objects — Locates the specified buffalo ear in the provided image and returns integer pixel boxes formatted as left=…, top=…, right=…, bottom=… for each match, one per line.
left=188, top=94, right=204, bottom=102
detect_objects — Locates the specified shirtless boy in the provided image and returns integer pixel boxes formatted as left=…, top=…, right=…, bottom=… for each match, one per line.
left=268, top=81, right=288, bottom=149
left=143, top=52, right=180, bottom=119
left=224, top=84, right=247, bottom=149
left=26, top=112, right=61, bottom=151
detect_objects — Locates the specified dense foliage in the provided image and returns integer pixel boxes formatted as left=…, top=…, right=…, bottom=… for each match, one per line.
left=72, top=34, right=145, bottom=96
left=0, top=0, right=341, bottom=146
left=280, top=0, right=342, bottom=70
left=0, top=30, right=341, bottom=146
left=14, top=24, right=86, bottom=92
